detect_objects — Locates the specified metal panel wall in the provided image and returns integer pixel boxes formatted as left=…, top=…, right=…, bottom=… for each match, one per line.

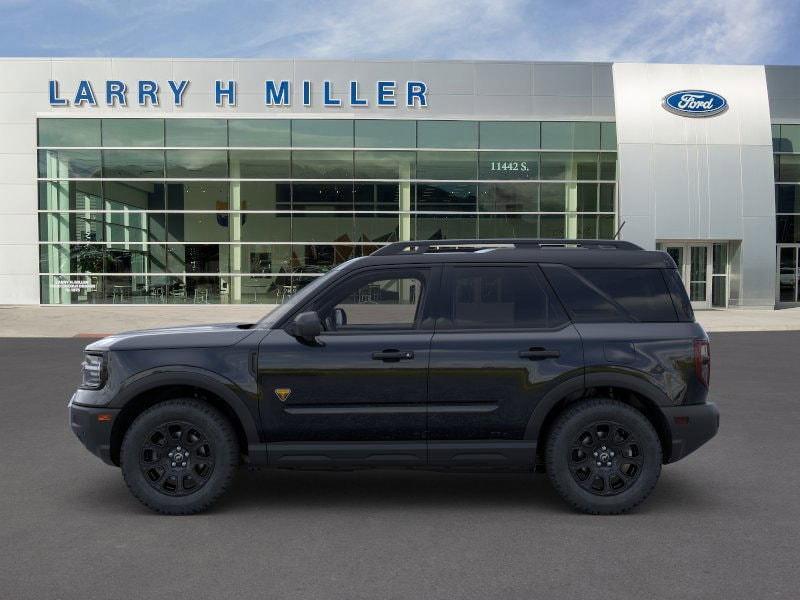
left=613, top=63, right=776, bottom=307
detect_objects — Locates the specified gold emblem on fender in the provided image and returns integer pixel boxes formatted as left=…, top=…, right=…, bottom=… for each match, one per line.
left=274, top=388, right=292, bottom=402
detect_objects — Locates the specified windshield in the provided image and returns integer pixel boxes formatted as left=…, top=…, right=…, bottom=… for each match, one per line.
left=256, top=258, right=364, bottom=328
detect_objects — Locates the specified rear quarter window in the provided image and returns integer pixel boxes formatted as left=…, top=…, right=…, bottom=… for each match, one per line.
left=541, top=265, right=678, bottom=323
left=577, top=268, right=678, bottom=322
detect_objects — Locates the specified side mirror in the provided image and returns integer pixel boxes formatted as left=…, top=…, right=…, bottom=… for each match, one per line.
left=289, top=311, right=322, bottom=344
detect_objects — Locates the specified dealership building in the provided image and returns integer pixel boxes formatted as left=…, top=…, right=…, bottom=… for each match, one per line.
left=1, top=58, right=799, bottom=309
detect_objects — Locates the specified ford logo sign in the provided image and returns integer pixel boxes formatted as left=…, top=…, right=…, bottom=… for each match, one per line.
left=662, top=90, right=728, bottom=117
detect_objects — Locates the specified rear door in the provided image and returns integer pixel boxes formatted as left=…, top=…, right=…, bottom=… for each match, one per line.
left=427, top=264, right=583, bottom=466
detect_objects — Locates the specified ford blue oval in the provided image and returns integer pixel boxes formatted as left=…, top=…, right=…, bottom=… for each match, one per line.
left=663, top=90, right=728, bottom=117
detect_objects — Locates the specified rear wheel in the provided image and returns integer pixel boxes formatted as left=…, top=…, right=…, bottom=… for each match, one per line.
left=545, top=399, right=662, bottom=514
left=120, top=399, right=238, bottom=515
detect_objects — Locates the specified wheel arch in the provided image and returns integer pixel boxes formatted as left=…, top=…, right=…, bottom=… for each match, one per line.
left=526, top=373, right=673, bottom=464
left=108, top=369, right=261, bottom=466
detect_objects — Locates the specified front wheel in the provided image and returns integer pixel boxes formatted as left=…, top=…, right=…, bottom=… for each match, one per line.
left=120, top=399, right=239, bottom=515
left=545, top=399, right=662, bottom=515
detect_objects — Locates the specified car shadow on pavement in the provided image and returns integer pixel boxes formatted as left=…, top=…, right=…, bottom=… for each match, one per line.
left=66, top=465, right=722, bottom=516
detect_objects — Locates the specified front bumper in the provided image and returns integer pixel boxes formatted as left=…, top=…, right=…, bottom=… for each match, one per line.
left=662, top=401, right=720, bottom=463
left=69, top=394, right=120, bottom=466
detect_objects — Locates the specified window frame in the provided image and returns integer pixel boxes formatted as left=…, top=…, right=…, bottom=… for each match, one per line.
left=299, top=265, right=439, bottom=335
left=435, top=263, right=570, bottom=333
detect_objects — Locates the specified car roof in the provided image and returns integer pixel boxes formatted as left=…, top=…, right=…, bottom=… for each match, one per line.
left=351, top=239, right=676, bottom=270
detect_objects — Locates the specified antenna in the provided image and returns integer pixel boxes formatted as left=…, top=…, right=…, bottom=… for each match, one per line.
left=613, top=220, right=626, bottom=240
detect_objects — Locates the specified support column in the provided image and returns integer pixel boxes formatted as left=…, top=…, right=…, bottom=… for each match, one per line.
left=229, top=160, right=242, bottom=304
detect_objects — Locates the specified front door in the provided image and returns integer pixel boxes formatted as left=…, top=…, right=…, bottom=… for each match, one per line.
left=258, top=266, right=438, bottom=466
left=427, top=264, right=583, bottom=467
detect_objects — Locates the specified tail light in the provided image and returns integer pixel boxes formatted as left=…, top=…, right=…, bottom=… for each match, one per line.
left=694, top=339, right=710, bottom=388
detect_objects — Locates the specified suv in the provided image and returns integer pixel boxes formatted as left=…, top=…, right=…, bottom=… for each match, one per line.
left=69, top=239, right=719, bottom=515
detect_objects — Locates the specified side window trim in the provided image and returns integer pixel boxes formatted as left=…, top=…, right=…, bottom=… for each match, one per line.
left=435, top=263, right=570, bottom=333
left=310, top=265, right=437, bottom=334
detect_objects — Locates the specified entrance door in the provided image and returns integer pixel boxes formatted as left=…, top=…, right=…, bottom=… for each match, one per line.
left=777, top=245, right=798, bottom=304
left=659, top=242, right=714, bottom=309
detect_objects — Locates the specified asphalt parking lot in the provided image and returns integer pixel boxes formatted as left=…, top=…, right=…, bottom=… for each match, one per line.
left=1, top=332, right=798, bottom=599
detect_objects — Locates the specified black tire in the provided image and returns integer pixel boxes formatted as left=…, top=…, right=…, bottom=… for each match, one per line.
left=120, top=399, right=239, bottom=515
left=545, top=399, right=662, bottom=515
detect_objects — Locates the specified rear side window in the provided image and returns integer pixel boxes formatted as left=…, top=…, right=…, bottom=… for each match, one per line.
left=541, top=265, right=678, bottom=323
left=577, top=269, right=678, bottom=322
left=441, top=266, right=568, bottom=330
left=663, top=268, right=695, bottom=322
left=540, top=264, right=626, bottom=322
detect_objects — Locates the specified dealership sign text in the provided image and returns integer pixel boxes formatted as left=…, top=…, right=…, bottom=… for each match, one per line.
left=48, top=79, right=428, bottom=108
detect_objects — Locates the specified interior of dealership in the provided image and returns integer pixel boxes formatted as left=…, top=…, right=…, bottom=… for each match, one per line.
left=38, top=117, right=618, bottom=304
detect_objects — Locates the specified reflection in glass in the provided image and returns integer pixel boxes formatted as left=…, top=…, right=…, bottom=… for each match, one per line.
left=165, top=119, right=227, bottom=147
left=38, top=149, right=102, bottom=178
left=479, top=213, right=539, bottom=238
left=354, top=151, right=415, bottom=179
left=292, top=150, right=353, bottom=179
left=292, top=120, right=353, bottom=147
left=229, top=120, right=290, bottom=147
left=415, top=214, right=477, bottom=239
left=39, top=119, right=101, bottom=147
left=478, top=183, right=538, bottom=212
left=166, top=150, right=228, bottom=178
left=416, top=183, right=477, bottom=212
left=103, top=119, right=164, bottom=147
left=479, top=122, right=540, bottom=149
left=417, top=121, right=478, bottom=148
left=229, top=150, right=290, bottom=178
left=103, top=150, right=164, bottom=178
left=354, top=120, right=416, bottom=148
left=292, top=183, right=354, bottom=211
left=416, top=151, right=477, bottom=180
left=167, top=182, right=230, bottom=210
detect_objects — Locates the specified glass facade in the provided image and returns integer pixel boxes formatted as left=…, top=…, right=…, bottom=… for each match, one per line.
left=774, top=124, right=800, bottom=303
left=37, top=118, right=617, bottom=304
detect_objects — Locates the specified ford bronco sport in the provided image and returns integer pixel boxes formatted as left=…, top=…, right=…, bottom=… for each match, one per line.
left=69, top=239, right=719, bottom=515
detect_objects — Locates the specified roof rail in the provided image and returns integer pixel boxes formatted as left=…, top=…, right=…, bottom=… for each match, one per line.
left=371, top=238, right=643, bottom=256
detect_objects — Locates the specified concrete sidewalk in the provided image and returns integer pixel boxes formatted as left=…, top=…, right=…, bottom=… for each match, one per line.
left=2, top=304, right=800, bottom=337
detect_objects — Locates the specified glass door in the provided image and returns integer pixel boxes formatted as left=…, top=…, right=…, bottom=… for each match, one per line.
left=658, top=242, right=720, bottom=310
left=777, top=245, right=798, bottom=304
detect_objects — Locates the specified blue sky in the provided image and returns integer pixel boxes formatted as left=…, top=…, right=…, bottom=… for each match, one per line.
left=1, top=0, right=798, bottom=64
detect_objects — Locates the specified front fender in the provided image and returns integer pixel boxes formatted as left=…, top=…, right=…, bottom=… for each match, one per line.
left=110, top=366, right=264, bottom=461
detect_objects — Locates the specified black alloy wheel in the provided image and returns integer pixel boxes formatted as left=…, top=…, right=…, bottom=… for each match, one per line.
left=568, top=421, right=643, bottom=496
left=121, top=399, right=238, bottom=515
left=138, top=420, right=215, bottom=497
left=545, top=398, right=662, bottom=515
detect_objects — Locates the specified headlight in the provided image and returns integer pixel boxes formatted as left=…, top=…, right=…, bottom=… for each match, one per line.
left=81, top=353, right=107, bottom=389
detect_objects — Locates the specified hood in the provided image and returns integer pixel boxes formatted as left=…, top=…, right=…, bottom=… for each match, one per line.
left=85, top=322, right=259, bottom=352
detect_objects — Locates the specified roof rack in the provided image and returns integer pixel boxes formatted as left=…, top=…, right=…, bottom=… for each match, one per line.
left=371, top=238, right=643, bottom=256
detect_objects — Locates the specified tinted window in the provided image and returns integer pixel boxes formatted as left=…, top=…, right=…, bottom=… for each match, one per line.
left=540, top=264, right=626, bottom=322
left=322, top=272, right=426, bottom=331
left=443, top=266, right=567, bottom=329
left=577, top=269, right=678, bottom=322
left=663, top=268, right=695, bottom=322
left=543, top=265, right=679, bottom=322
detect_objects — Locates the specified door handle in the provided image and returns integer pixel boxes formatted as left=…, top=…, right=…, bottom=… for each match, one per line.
left=372, top=349, right=415, bottom=362
left=519, top=348, right=560, bottom=360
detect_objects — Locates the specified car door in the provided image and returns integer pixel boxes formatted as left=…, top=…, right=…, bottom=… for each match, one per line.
left=427, top=263, right=583, bottom=466
left=258, top=265, right=439, bottom=467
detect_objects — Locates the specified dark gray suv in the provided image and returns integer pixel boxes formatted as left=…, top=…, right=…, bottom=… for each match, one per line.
left=69, top=239, right=719, bottom=515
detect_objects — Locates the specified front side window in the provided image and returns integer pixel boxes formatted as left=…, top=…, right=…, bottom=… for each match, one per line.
left=321, top=271, right=426, bottom=331
left=442, top=266, right=567, bottom=330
